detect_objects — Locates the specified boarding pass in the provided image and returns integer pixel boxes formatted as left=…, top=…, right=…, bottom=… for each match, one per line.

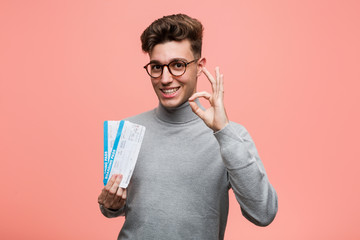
left=103, top=120, right=145, bottom=188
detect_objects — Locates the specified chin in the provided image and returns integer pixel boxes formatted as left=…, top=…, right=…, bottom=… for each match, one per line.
left=160, top=98, right=185, bottom=109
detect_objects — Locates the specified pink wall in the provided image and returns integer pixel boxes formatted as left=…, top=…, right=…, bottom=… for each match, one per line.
left=1, top=0, right=359, bottom=239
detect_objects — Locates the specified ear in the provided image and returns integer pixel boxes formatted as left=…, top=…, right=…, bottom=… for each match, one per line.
left=196, top=57, right=206, bottom=77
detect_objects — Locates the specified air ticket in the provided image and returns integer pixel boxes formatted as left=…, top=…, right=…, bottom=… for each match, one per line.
left=103, top=120, right=146, bottom=188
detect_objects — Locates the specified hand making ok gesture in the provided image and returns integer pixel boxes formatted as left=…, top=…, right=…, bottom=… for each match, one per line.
left=189, top=66, right=229, bottom=132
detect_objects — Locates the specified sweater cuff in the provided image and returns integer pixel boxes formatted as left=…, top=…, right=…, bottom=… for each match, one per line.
left=213, top=123, right=244, bottom=146
left=99, top=204, right=125, bottom=218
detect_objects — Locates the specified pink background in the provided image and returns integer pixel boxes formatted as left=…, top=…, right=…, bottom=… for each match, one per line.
left=1, top=0, right=359, bottom=239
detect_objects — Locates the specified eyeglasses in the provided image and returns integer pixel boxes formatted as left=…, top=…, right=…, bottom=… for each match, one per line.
left=143, top=59, right=198, bottom=78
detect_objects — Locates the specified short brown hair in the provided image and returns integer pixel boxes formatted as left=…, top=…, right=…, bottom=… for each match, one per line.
left=141, top=14, right=204, bottom=58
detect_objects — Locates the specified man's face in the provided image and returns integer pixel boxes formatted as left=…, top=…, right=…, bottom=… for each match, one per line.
left=148, top=39, right=204, bottom=109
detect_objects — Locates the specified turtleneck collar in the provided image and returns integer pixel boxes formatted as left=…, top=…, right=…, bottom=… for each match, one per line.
left=155, top=99, right=202, bottom=124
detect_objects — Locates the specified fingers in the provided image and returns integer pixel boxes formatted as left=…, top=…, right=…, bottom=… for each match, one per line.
left=189, top=91, right=212, bottom=101
left=105, top=175, right=123, bottom=206
left=98, top=174, right=118, bottom=204
left=202, top=67, right=215, bottom=85
left=105, top=174, right=117, bottom=191
left=215, top=67, right=224, bottom=99
left=189, top=100, right=205, bottom=120
left=202, top=67, right=224, bottom=99
left=219, top=73, right=224, bottom=98
left=215, top=67, right=220, bottom=95
left=109, top=175, right=123, bottom=194
left=119, top=189, right=127, bottom=209
left=98, top=174, right=127, bottom=210
left=104, top=186, right=126, bottom=209
left=189, top=91, right=212, bottom=121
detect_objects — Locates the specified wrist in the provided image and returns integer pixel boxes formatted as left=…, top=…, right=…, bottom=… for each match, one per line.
left=213, top=121, right=229, bottom=132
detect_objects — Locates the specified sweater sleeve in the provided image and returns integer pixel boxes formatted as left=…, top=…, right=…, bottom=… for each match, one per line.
left=214, top=122, right=278, bottom=226
left=99, top=204, right=126, bottom=218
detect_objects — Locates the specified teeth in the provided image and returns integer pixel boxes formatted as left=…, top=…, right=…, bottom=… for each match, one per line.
left=162, top=88, right=179, bottom=94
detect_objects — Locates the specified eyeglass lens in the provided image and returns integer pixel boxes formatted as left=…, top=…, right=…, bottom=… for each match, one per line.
left=147, top=61, right=187, bottom=78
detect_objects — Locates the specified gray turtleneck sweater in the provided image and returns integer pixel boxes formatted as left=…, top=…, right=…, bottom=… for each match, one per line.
left=100, top=101, right=278, bottom=239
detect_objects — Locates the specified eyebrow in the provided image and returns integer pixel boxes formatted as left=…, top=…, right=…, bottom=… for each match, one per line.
left=149, top=58, right=188, bottom=64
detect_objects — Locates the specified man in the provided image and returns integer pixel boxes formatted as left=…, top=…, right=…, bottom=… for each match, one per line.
left=98, top=14, right=278, bottom=239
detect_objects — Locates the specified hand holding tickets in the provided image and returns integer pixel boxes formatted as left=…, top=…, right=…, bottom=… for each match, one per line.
left=98, top=174, right=127, bottom=210
left=103, top=120, right=146, bottom=188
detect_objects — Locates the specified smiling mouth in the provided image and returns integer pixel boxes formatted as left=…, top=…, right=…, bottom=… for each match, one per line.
left=161, top=87, right=180, bottom=95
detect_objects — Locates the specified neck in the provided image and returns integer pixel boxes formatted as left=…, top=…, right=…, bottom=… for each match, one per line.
left=155, top=99, right=202, bottom=124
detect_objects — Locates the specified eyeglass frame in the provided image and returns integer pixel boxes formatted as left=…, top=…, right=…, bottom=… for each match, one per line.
left=143, top=59, right=199, bottom=78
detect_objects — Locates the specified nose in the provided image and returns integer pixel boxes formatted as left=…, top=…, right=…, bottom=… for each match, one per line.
left=160, top=66, right=173, bottom=85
